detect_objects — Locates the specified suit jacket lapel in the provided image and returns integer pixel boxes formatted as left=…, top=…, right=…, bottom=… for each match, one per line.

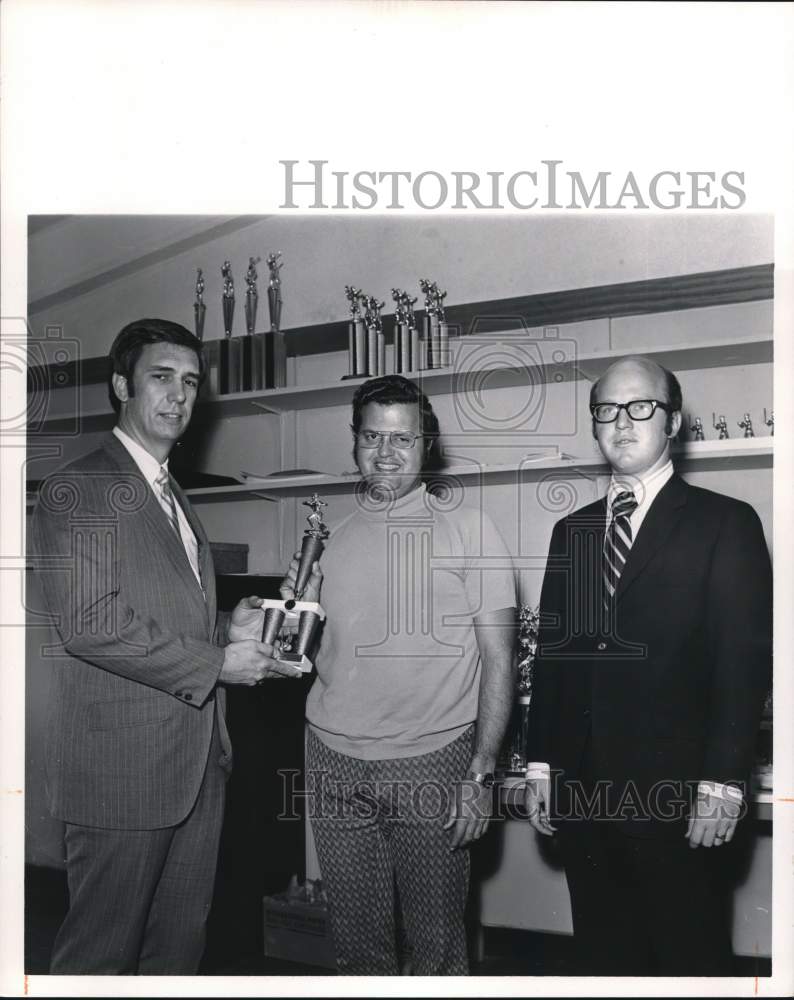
left=103, top=435, right=209, bottom=609
left=616, top=474, right=688, bottom=601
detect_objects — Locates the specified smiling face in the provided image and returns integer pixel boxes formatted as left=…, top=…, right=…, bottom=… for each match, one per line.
left=593, top=359, right=681, bottom=478
left=355, top=402, right=424, bottom=501
left=113, top=341, right=200, bottom=462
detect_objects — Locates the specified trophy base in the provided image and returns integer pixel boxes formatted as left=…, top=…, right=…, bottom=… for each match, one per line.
left=277, top=651, right=315, bottom=673
left=259, top=597, right=325, bottom=674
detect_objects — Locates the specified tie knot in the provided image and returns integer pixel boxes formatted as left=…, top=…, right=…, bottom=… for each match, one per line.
left=612, top=490, right=637, bottom=518
left=155, top=466, right=169, bottom=487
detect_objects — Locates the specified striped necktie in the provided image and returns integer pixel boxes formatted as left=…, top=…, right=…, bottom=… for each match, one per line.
left=155, top=466, right=181, bottom=539
left=603, top=489, right=638, bottom=604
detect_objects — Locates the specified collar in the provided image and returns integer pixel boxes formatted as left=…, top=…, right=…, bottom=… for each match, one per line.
left=356, top=481, right=430, bottom=522
left=607, top=459, right=673, bottom=515
left=113, top=426, right=169, bottom=489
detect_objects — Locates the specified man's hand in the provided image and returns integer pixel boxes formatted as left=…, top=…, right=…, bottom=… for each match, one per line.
left=219, top=639, right=301, bottom=685
left=280, top=553, right=322, bottom=604
left=443, top=779, right=494, bottom=850
left=524, top=775, right=556, bottom=837
left=228, top=595, right=266, bottom=643
left=686, top=787, right=742, bottom=848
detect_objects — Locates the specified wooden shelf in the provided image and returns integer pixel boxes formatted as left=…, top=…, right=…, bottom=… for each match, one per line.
left=178, top=438, right=773, bottom=504
left=29, top=333, right=773, bottom=432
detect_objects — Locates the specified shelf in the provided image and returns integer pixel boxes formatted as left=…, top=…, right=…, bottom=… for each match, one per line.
left=29, top=333, right=773, bottom=432
left=179, top=438, right=773, bottom=504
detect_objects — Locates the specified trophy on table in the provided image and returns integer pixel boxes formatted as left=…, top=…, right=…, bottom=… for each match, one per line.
left=713, top=413, right=729, bottom=440
left=260, top=494, right=329, bottom=672
left=764, top=408, right=774, bottom=435
left=193, top=268, right=206, bottom=341
left=267, top=251, right=283, bottom=333
left=690, top=416, right=705, bottom=441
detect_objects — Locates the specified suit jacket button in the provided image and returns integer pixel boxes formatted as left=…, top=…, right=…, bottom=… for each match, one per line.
left=597, top=641, right=607, bottom=651
left=174, top=690, right=183, bottom=698
left=184, top=692, right=193, bottom=702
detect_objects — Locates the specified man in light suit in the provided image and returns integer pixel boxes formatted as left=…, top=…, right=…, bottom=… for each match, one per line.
left=525, top=356, right=772, bottom=975
left=30, top=318, right=299, bottom=974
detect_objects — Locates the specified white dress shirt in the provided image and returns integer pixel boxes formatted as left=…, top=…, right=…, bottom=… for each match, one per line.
left=113, top=427, right=202, bottom=586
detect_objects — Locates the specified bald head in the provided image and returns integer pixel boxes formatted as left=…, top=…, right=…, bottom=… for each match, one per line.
left=590, top=356, right=683, bottom=478
left=590, top=357, right=682, bottom=416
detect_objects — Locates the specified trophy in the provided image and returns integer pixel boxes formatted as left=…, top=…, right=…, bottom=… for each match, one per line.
left=419, top=278, right=437, bottom=369
left=690, top=416, right=705, bottom=441
left=345, top=285, right=367, bottom=377
left=364, top=294, right=385, bottom=376
left=260, top=494, right=329, bottom=672
left=738, top=413, right=754, bottom=438
left=713, top=413, right=729, bottom=440
left=434, top=282, right=449, bottom=368
left=221, top=260, right=235, bottom=336
left=764, top=407, right=774, bottom=435
left=193, top=268, right=206, bottom=341
left=240, top=256, right=261, bottom=391
left=392, top=288, right=411, bottom=374
left=267, top=251, right=283, bottom=333
left=219, top=261, right=239, bottom=393
left=244, top=256, right=261, bottom=335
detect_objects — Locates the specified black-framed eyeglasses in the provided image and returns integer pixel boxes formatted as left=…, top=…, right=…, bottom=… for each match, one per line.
left=590, top=399, right=673, bottom=423
left=356, top=430, right=424, bottom=450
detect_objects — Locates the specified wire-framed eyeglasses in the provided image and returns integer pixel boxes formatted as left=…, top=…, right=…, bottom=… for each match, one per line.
left=356, top=430, right=424, bottom=450
left=590, top=399, right=673, bottom=423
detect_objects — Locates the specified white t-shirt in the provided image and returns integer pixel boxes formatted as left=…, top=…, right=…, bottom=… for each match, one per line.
left=307, top=484, right=517, bottom=759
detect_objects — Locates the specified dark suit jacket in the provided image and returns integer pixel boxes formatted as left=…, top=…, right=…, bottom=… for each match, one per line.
left=527, top=474, right=772, bottom=835
left=30, top=433, right=232, bottom=830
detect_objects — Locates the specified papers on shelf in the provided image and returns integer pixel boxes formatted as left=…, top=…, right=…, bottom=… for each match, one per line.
left=240, top=469, right=330, bottom=484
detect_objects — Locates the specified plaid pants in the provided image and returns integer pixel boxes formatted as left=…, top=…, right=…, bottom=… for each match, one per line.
left=306, top=726, right=474, bottom=975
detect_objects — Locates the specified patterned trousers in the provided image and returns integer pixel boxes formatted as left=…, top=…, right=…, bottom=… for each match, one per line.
left=306, top=726, right=474, bottom=975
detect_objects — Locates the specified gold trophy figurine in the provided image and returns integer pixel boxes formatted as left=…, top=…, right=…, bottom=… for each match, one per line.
left=260, top=494, right=329, bottom=672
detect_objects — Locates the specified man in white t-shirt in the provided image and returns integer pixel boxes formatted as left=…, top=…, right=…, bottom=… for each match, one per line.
left=284, top=374, right=517, bottom=974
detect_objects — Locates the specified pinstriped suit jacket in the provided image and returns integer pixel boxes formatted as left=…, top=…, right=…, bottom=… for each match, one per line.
left=31, top=433, right=232, bottom=830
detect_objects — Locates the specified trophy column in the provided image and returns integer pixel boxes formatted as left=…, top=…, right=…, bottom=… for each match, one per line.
left=259, top=493, right=329, bottom=672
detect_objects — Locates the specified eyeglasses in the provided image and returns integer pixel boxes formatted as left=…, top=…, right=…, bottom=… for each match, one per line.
left=590, top=399, right=673, bottom=423
left=356, top=430, right=423, bottom=450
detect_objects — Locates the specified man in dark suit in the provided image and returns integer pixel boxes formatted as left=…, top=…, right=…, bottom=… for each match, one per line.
left=30, top=318, right=299, bottom=974
left=525, top=356, right=772, bottom=975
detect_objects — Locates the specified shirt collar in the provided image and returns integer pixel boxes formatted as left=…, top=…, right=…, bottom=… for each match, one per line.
left=608, top=458, right=673, bottom=514
left=113, top=426, right=169, bottom=489
left=357, top=481, right=429, bottom=521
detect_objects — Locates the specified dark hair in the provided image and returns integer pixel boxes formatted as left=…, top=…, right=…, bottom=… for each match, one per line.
left=351, top=374, right=440, bottom=463
left=108, top=318, right=205, bottom=412
left=590, top=359, right=683, bottom=435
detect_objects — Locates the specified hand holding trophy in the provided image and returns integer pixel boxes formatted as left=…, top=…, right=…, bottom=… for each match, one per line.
left=261, top=494, right=329, bottom=672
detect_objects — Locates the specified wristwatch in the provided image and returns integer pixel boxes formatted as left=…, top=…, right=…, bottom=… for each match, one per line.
left=467, top=771, right=495, bottom=788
